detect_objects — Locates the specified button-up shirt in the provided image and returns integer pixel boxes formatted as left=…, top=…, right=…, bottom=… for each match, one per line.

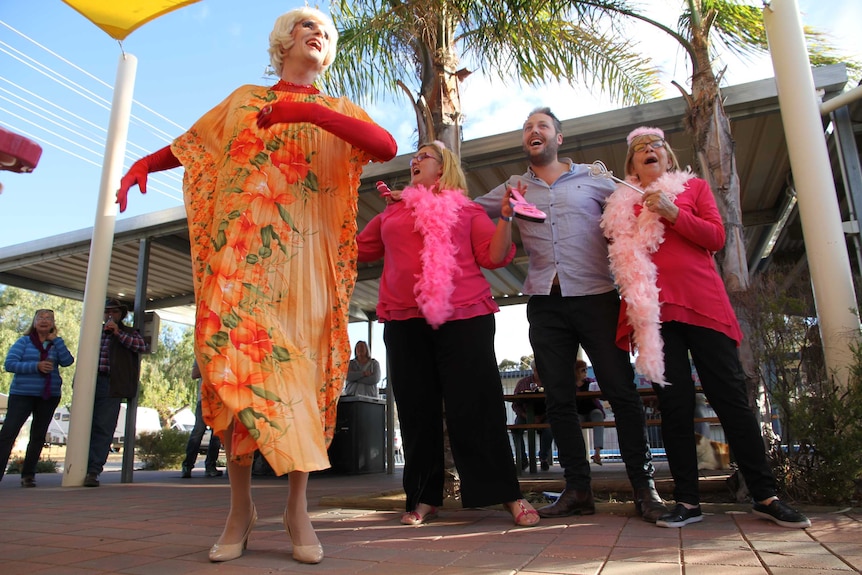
left=475, top=159, right=617, bottom=296
left=98, top=327, right=147, bottom=374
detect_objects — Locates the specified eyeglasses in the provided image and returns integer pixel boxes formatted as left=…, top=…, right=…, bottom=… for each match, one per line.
left=631, top=138, right=666, bottom=153
left=410, top=152, right=439, bottom=166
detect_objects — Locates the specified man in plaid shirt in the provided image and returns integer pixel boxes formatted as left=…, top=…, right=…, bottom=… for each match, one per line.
left=84, top=298, right=147, bottom=487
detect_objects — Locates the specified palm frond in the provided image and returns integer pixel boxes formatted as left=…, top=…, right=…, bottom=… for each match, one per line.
left=804, top=28, right=862, bottom=84
left=462, top=16, right=662, bottom=104
left=457, top=1, right=662, bottom=104
left=323, top=4, right=423, bottom=104
left=701, top=0, right=769, bottom=61
left=325, top=0, right=663, bottom=107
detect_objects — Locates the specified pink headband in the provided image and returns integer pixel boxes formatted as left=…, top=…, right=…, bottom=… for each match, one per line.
left=626, top=126, right=665, bottom=147
left=432, top=139, right=447, bottom=150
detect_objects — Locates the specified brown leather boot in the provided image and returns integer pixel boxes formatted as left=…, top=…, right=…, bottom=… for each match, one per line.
left=537, top=487, right=596, bottom=518
left=634, top=486, right=668, bottom=523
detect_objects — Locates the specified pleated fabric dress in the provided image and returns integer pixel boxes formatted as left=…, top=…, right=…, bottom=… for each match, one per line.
left=171, top=84, right=377, bottom=475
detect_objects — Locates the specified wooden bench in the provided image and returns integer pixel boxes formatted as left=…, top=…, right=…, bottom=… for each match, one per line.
left=507, top=417, right=719, bottom=430
left=504, top=387, right=720, bottom=474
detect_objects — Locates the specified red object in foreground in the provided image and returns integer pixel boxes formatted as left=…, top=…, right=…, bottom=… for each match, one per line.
left=0, top=126, right=43, bottom=173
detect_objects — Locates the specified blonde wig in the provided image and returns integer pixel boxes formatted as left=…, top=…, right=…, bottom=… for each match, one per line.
left=268, top=7, right=339, bottom=75
left=419, top=142, right=468, bottom=195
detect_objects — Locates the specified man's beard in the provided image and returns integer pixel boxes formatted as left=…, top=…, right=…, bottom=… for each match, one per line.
left=525, top=142, right=558, bottom=167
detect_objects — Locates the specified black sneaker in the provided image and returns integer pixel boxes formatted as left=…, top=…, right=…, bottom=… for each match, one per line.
left=205, top=468, right=224, bottom=478
left=752, top=499, right=811, bottom=528
left=656, top=503, right=703, bottom=528
left=83, top=472, right=100, bottom=487
left=181, top=465, right=192, bottom=479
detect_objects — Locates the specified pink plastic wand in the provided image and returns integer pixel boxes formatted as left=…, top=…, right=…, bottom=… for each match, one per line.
left=588, top=160, right=644, bottom=195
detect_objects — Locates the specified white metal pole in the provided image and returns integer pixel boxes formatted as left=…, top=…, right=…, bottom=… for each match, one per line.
left=763, top=0, right=861, bottom=390
left=820, top=84, right=862, bottom=116
left=63, top=53, right=137, bottom=486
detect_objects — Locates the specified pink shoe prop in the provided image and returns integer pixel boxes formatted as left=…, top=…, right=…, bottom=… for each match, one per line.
left=508, top=187, right=546, bottom=222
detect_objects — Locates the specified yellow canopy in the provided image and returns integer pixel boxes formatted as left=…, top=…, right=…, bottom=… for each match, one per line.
left=62, top=0, right=202, bottom=41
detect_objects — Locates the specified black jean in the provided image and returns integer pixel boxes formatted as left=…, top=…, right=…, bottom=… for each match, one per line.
left=528, top=290, right=655, bottom=490
left=384, top=315, right=523, bottom=510
left=655, top=321, right=777, bottom=504
left=183, top=399, right=222, bottom=471
left=88, top=374, right=122, bottom=475
left=0, top=394, right=61, bottom=480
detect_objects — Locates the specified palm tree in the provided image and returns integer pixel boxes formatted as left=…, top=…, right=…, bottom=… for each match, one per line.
left=580, top=0, right=858, bottom=291
left=323, top=1, right=664, bottom=500
left=323, top=0, right=663, bottom=155
left=581, top=0, right=859, bottom=420
left=322, top=0, right=857, bottom=495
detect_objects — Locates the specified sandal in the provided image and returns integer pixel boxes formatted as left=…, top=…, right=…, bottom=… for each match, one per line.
left=400, top=505, right=438, bottom=526
left=508, top=187, right=547, bottom=223
left=591, top=453, right=603, bottom=466
left=510, top=499, right=540, bottom=527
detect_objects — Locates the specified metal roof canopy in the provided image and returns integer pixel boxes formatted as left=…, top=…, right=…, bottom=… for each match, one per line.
left=0, top=64, right=857, bottom=323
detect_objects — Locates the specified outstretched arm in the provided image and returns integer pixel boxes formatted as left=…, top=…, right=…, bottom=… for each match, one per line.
left=489, top=187, right=515, bottom=263
left=116, top=145, right=182, bottom=212
left=256, top=102, right=397, bottom=162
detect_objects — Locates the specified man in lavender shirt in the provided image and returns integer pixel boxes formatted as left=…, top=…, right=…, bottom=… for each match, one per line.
left=476, top=107, right=665, bottom=522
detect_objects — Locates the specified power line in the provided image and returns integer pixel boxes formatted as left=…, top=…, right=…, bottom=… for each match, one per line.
left=0, top=19, right=187, bottom=204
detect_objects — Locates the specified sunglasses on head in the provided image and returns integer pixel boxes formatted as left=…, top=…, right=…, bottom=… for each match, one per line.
left=631, top=138, right=666, bottom=153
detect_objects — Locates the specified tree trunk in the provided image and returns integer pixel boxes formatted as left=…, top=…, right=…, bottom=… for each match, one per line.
left=419, top=17, right=462, bottom=155
left=695, top=95, right=750, bottom=292
left=419, top=26, right=465, bottom=503
left=688, top=89, right=766, bottom=441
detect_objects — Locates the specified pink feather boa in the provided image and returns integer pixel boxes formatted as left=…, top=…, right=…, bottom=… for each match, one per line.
left=600, top=170, right=694, bottom=386
left=401, top=184, right=471, bottom=329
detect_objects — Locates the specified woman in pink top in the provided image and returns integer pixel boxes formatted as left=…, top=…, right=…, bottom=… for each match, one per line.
left=601, top=126, right=809, bottom=530
left=358, top=141, right=539, bottom=527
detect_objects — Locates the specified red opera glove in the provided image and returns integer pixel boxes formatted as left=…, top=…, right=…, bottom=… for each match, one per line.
left=376, top=180, right=403, bottom=204
left=376, top=181, right=392, bottom=197
left=256, top=102, right=319, bottom=127
left=256, top=101, right=396, bottom=161
left=116, top=145, right=181, bottom=212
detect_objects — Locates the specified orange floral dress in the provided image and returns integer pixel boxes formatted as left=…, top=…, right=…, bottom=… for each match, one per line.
left=171, top=84, right=378, bottom=474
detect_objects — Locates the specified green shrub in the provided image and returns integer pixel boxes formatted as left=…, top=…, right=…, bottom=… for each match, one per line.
left=6, top=457, right=59, bottom=474
left=769, top=344, right=862, bottom=504
left=135, top=428, right=189, bottom=470
left=734, top=268, right=862, bottom=505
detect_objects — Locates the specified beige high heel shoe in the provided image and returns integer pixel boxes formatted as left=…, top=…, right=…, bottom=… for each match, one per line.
left=208, top=506, right=257, bottom=562
left=284, top=510, right=324, bottom=564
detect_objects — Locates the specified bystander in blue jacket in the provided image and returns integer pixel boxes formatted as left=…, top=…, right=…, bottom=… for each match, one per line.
left=0, top=309, right=74, bottom=487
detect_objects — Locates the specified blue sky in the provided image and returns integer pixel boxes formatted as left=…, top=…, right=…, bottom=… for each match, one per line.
left=1, top=0, right=861, bottom=368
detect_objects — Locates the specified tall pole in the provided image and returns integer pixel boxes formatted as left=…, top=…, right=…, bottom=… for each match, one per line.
left=63, top=53, right=137, bottom=486
left=763, top=0, right=861, bottom=390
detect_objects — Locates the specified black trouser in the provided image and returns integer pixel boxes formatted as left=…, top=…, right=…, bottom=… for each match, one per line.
left=384, top=315, right=522, bottom=510
left=655, top=321, right=777, bottom=504
left=0, top=394, right=60, bottom=480
left=528, top=290, right=655, bottom=491
left=183, top=399, right=222, bottom=471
